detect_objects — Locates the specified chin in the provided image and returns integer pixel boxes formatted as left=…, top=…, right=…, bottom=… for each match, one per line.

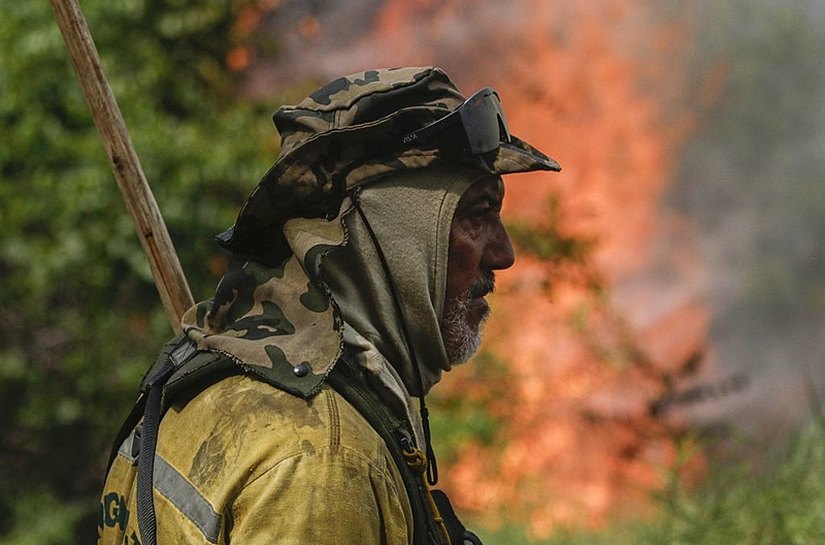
left=442, top=295, right=491, bottom=365
left=447, top=334, right=482, bottom=366
left=444, top=318, right=487, bottom=365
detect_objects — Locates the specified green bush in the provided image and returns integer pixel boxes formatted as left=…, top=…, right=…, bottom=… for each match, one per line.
left=0, top=1, right=281, bottom=541
left=474, top=421, right=825, bottom=545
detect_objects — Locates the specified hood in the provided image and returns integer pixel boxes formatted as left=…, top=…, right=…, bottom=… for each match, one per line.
left=180, top=165, right=481, bottom=398
left=321, top=165, right=483, bottom=396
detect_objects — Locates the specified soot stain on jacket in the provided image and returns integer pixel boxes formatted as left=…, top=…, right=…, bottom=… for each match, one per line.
left=186, top=375, right=324, bottom=490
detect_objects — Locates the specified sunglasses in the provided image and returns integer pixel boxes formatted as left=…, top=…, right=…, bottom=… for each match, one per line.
left=401, top=87, right=512, bottom=156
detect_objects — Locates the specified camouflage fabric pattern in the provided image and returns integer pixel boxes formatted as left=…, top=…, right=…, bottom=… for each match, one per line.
left=180, top=201, right=352, bottom=399
left=218, top=66, right=561, bottom=266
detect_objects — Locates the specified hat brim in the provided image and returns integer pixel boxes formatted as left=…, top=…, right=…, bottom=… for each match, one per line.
left=490, top=135, right=561, bottom=175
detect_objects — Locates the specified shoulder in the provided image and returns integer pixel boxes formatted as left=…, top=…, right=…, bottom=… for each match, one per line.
left=154, top=374, right=413, bottom=543
left=100, top=373, right=413, bottom=545
left=157, top=373, right=398, bottom=496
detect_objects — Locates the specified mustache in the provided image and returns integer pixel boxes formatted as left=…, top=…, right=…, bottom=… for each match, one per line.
left=468, top=271, right=495, bottom=299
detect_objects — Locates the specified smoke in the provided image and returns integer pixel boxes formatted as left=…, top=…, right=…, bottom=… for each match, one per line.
left=661, top=0, right=825, bottom=448
left=245, top=0, right=568, bottom=95
left=577, top=0, right=825, bottom=463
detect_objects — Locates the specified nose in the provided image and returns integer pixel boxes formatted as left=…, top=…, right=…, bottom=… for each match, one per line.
left=485, top=220, right=515, bottom=270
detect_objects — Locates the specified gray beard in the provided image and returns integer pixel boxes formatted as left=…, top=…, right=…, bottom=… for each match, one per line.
left=441, top=273, right=494, bottom=365
left=442, top=295, right=483, bottom=364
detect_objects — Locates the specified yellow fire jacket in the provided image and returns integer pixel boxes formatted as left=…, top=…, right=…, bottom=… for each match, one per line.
left=98, top=374, right=413, bottom=544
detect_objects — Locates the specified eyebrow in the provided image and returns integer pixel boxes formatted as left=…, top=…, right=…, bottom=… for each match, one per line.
left=456, top=189, right=503, bottom=218
left=475, top=180, right=505, bottom=205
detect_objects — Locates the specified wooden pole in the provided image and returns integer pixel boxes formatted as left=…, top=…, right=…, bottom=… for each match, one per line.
left=49, top=0, right=194, bottom=332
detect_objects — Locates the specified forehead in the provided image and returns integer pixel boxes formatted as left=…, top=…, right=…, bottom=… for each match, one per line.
left=456, top=175, right=505, bottom=207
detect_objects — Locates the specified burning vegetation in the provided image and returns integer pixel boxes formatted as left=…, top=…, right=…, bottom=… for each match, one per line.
left=239, top=0, right=720, bottom=536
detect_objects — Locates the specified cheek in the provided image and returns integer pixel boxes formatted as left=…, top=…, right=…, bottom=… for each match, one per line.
left=445, top=232, right=484, bottom=301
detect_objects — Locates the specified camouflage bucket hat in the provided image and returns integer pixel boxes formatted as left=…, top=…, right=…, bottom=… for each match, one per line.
left=217, top=66, right=561, bottom=265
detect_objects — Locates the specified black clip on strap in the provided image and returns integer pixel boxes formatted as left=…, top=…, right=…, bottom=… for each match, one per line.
left=430, top=489, right=484, bottom=545
left=136, top=339, right=196, bottom=545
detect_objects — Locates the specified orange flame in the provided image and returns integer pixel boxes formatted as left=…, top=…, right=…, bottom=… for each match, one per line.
left=363, top=0, right=710, bottom=535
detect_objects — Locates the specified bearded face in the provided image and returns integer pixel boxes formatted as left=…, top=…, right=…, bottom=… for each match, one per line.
left=442, top=175, right=514, bottom=365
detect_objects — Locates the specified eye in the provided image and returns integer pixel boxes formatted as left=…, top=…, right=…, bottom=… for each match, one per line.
left=469, top=204, right=491, bottom=220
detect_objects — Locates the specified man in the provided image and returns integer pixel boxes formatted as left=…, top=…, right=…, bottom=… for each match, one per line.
left=99, top=66, right=559, bottom=545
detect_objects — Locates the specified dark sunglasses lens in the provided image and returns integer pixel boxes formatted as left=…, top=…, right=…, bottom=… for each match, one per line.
left=400, top=87, right=510, bottom=156
left=459, top=89, right=509, bottom=155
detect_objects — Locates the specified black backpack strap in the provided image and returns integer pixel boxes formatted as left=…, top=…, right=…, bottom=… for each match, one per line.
left=105, top=333, right=245, bottom=545
left=104, top=341, right=242, bottom=545
left=136, top=334, right=198, bottom=545
left=430, top=490, right=483, bottom=545
left=136, top=353, right=177, bottom=545
left=104, top=333, right=189, bottom=477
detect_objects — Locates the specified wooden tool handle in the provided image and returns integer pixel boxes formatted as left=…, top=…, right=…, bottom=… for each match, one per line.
left=50, top=0, right=195, bottom=332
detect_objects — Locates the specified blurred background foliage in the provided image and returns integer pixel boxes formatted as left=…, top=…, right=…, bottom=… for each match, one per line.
left=2, top=0, right=825, bottom=544
left=478, top=419, right=825, bottom=544
left=0, top=1, right=281, bottom=541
